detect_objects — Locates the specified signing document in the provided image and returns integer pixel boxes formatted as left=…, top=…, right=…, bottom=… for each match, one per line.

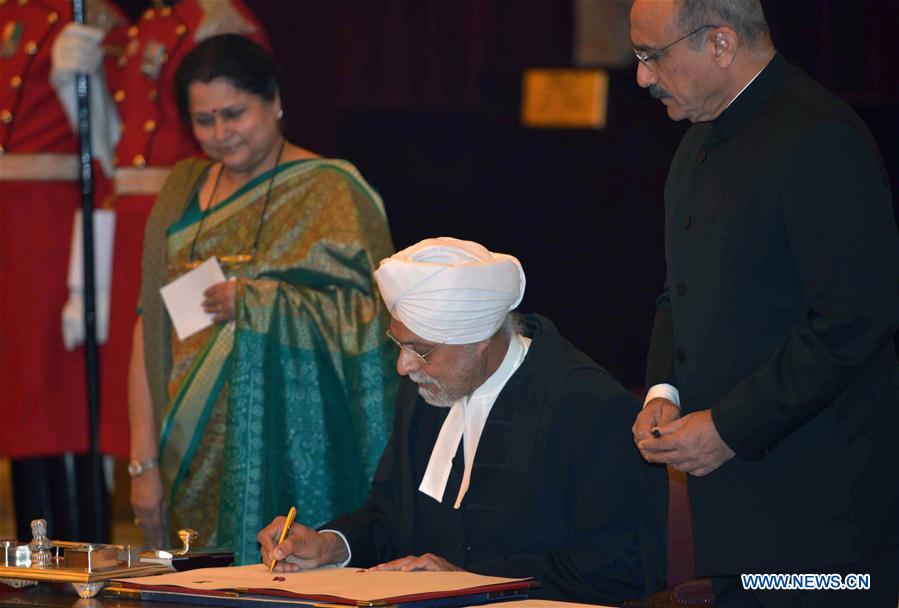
left=118, top=564, right=530, bottom=605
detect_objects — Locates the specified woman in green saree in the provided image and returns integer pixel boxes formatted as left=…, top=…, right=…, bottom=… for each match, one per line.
left=127, top=34, right=397, bottom=563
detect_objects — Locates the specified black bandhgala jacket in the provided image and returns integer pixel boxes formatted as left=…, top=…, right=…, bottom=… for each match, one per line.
left=646, top=53, right=899, bottom=575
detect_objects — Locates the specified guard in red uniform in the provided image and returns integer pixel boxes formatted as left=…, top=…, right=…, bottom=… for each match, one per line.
left=0, top=0, right=123, bottom=540
left=56, top=0, right=269, bottom=463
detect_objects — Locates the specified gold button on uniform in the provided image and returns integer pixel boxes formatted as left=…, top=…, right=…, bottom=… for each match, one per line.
left=1, top=110, right=12, bottom=124
left=17, top=0, right=27, bottom=6
left=10, top=75, right=22, bottom=89
left=114, top=89, right=125, bottom=102
left=175, top=24, right=186, bottom=36
left=117, top=55, right=127, bottom=67
left=160, top=6, right=172, bottom=16
left=128, top=26, right=138, bottom=38
left=133, top=154, right=146, bottom=168
left=47, top=11, right=58, bottom=24
left=143, top=8, right=155, bottom=20
left=148, top=89, right=158, bottom=101
left=143, top=119, right=156, bottom=133
left=25, top=41, right=37, bottom=55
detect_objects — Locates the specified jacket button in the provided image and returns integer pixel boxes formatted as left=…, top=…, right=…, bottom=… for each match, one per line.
left=698, top=150, right=707, bottom=163
left=676, top=349, right=686, bottom=363
left=682, top=216, right=691, bottom=229
left=675, top=282, right=685, bottom=295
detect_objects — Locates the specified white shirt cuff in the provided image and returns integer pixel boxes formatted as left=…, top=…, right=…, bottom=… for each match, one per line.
left=319, top=529, right=352, bottom=567
left=644, top=384, right=681, bottom=409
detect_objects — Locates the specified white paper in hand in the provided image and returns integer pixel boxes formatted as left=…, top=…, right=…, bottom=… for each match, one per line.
left=159, top=257, right=226, bottom=341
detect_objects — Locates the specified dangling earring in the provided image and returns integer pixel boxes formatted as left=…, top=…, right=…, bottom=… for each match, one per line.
left=277, top=109, right=284, bottom=119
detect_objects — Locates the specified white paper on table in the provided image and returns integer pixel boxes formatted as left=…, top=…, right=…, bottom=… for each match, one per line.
left=159, top=257, right=226, bottom=341
left=117, top=564, right=530, bottom=604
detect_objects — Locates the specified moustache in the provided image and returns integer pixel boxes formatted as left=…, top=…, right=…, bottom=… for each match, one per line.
left=649, top=84, right=671, bottom=99
left=409, top=372, right=438, bottom=386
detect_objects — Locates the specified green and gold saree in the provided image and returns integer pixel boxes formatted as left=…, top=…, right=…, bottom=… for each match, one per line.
left=140, top=158, right=397, bottom=563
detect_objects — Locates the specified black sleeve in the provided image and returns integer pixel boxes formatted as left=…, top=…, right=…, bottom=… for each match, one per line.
left=645, top=285, right=676, bottom=390
left=467, top=375, right=668, bottom=603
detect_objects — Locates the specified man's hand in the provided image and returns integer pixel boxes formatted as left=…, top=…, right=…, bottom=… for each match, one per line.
left=257, top=518, right=348, bottom=572
left=633, top=397, right=681, bottom=445
left=372, top=553, right=463, bottom=572
left=637, top=409, right=735, bottom=476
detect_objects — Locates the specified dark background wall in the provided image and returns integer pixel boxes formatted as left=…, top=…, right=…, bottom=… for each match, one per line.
left=249, top=0, right=898, bottom=389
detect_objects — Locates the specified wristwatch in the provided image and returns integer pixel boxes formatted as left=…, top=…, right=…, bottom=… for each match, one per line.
left=127, top=457, right=159, bottom=477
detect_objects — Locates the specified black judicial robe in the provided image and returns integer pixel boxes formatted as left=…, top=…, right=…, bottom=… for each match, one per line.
left=327, top=314, right=668, bottom=604
left=646, top=53, right=899, bottom=575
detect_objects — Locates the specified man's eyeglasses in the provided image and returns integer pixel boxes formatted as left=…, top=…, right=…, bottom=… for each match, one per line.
left=385, top=329, right=445, bottom=364
left=633, top=24, right=719, bottom=67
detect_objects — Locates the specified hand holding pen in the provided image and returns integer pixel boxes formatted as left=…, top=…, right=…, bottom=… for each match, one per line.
left=258, top=510, right=349, bottom=573
left=269, top=506, right=297, bottom=572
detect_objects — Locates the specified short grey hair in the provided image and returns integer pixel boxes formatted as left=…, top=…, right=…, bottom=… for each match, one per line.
left=674, top=0, right=772, bottom=51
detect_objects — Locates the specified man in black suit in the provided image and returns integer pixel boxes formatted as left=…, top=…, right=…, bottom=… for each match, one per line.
left=629, top=1, right=898, bottom=607
left=258, top=237, right=667, bottom=605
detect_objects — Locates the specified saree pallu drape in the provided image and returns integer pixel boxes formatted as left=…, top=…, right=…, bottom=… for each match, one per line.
left=151, top=158, right=397, bottom=564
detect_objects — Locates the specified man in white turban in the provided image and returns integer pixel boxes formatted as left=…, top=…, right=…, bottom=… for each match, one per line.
left=258, top=238, right=667, bottom=605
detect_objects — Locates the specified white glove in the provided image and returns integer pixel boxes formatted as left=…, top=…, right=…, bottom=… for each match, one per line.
left=62, top=209, right=116, bottom=351
left=62, top=291, right=111, bottom=350
left=50, top=23, right=121, bottom=177
left=51, top=23, right=105, bottom=74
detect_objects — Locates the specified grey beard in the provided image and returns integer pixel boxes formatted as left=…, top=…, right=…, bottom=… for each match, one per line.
left=409, top=372, right=454, bottom=408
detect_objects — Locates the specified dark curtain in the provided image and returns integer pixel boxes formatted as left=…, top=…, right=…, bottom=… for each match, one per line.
left=249, top=0, right=897, bottom=388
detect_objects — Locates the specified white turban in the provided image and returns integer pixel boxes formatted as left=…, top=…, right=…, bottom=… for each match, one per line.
left=374, top=237, right=526, bottom=344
